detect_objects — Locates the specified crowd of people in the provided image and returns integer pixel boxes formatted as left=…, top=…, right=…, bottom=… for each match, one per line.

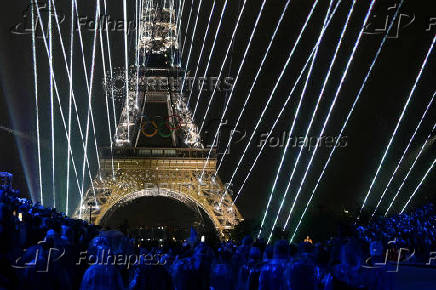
left=0, top=185, right=435, bottom=289
left=356, top=204, right=436, bottom=263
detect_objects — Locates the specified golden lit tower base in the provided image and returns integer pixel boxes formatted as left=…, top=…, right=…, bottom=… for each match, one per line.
left=73, top=148, right=242, bottom=238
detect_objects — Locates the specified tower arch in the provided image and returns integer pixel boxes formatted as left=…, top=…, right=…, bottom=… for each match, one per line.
left=73, top=148, right=242, bottom=238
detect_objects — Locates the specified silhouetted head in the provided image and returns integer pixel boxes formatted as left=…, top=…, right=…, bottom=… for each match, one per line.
left=273, top=240, right=289, bottom=259
left=248, top=246, right=262, bottom=262
left=242, top=235, right=253, bottom=246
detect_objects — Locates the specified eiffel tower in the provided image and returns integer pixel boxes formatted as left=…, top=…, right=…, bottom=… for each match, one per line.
left=73, top=1, right=242, bottom=238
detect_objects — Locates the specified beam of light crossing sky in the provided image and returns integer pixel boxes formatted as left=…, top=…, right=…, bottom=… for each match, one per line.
left=177, top=0, right=185, bottom=29
left=99, top=15, right=115, bottom=181
left=66, top=0, right=75, bottom=215
left=123, top=0, right=130, bottom=142
left=34, top=2, right=86, bottom=215
left=142, top=0, right=153, bottom=69
left=53, top=80, right=84, bottom=218
left=190, top=0, right=228, bottom=117
left=400, top=154, right=436, bottom=214
left=217, top=0, right=293, bottom=174
left=78, top=0, right=100, bottom=200
left=358, top=33, right=436, bottom=218
left=228, top=1, right=348, bottom=213
left=176, top=0, right=186, bottom=59
left=289, top=1, right=405, bottom=242
left=35, top=1, right=97, bottom=217
left=134, top=0, right=150, bottom=114
left=48, top=0, right=55, bottom=208
left=217, top=0, right=327, bottom=176
left=179, top=0, right=207, bottom=94
left=221, top=0, right=327, bottom=191
left=199, top=0, right=267, bottom=183
left=371, top=92, right=435, bottom=219
left=232, top=0, right=343, bottom=210
left=183, top=0, right=203, bottom=72
left=135, top=0, right=140, bottom=109
left=169, top=0, right=175, bottom=65
left=258, top=0, right=355, bottom=238
left=31, top=1, right=43, bottom=205
left=70, top=0, right=102, bottom=192
left=199, top=0, right=273, bottom=184
left=282, top=0, right=376, bottom=231
left=50, top=0, right=98, bottom=203
left=385, top=120, right=436, bottom=216
left=265, top=0, right=359, bottom=243
left=102, top=0, right=117, bottom=137
left=185, top=1, right=216, bottom=105
left=282, top=0, right=378, bottom=231
left=181, top=0, right=195, bottom=58
left=197, top=0, right=252, bottom=133
left=47, top=0, right=99, bottom=209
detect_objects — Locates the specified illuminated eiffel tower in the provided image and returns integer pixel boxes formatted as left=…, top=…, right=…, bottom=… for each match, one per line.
left=73, top=1, right=242, bottom=238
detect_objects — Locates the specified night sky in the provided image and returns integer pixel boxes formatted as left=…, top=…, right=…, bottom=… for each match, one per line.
left=0, top=0, right=435, bottom=240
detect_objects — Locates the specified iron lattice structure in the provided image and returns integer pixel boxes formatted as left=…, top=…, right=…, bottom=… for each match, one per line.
left=73, top=1, right=242, bottom=238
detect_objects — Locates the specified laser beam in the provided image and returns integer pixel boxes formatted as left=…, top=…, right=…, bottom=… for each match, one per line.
left=217, top=0, right=329, bottom=176
left=50, top=0, right=97, bottom=205
left=99, top=14, right=115, bottom=181
left=289, top=1, right=405, bottom=242
left=385, top=121, right=436, bottom=216
left=216, top=0, right=293, bottom=173
left=282, top=0, right=374, bottom=231
left=265, top=0, right=366, bottom=243
left=190, top=0, right=228, bottom=117
left=221, top=0, right=326, bottom=191
left=77, top=0, right=100, bottom=203
left=183, top=0, right=203, bottom=73
left=257, top=0, right=359, bottom=238
left=66, top=0, right=75, bottom=215
left=400, top=154, right=436, bottom=214
left=231, top=0, right=339, bottom=210
left=181, top=0, right=195, bottom=58
left=123, top=0, right=130, bottom=142
left=176, top=0, right=186, bottom=54
left=358, top=33, right=436, bottom=218
left=180, top=0, right=209, bottom=95
left=371, top=91, right=435, bottom=219
left=48, top=0, right=55, bottom=208
left=31, top=1, right=43, bottom=205
left=185, top=1, right=216, bottom=105
left=198, top=0, right=271, bottom=182
left=197, top=0, right=252, bottom=133
left=103, top=0, right=117, bottom=136
left=35, top=0, right=95, bottom=217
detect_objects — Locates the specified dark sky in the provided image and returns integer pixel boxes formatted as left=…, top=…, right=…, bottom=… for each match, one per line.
left=0, top=0, right=435, bottom=240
